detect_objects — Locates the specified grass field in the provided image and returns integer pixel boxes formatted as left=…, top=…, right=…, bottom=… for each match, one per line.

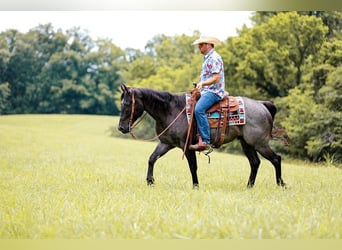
left=0, top=115, right=341, bottom=239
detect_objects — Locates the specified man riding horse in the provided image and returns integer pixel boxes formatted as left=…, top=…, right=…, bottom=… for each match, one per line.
left=118, top=36, right=286, bottom=188
left=190, top=36, right=226, bottom=151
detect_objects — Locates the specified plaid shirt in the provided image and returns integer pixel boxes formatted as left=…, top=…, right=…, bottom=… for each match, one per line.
left=200, top=48, right=225, bottom=98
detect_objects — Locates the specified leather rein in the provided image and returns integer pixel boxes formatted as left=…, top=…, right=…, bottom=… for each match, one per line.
left=128, top=91, right=186, bottom=142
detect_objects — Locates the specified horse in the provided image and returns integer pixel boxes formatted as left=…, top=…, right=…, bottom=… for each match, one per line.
left=118, top=83, right=286, bottom=189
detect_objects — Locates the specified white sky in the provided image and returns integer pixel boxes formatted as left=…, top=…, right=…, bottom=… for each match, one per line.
left=0, top=11, right=253, bottom=50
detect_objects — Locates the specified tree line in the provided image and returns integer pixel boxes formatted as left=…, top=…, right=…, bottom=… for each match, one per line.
left=0, top=11, right=341, bottom=164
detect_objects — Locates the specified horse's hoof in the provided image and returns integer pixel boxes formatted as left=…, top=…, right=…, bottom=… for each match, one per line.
left=281, top=183, right=288, bottom=190
left=146, top=177, right=155, bottom=186
left=277, top=180, right=287, bottom=189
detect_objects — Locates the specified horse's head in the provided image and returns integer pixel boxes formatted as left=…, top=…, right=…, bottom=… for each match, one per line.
left=118, top=83, right=144, bottom=134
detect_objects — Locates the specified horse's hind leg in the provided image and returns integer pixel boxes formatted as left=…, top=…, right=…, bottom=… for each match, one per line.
left=147, top=142, right=174, bottom=185
left=240, top=138, right=261, bottom=188
left=255, top=144, right=286, bottom=187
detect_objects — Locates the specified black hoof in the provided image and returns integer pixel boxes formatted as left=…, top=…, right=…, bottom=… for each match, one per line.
left=247, top=182, right=254, bottom=188
left=277, top=180, right=287, bottom=189
left=146, top=177, right=155, bottom=186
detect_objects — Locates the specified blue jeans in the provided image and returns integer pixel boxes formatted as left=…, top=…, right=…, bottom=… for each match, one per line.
left=194, top=92, right=222, bottom=144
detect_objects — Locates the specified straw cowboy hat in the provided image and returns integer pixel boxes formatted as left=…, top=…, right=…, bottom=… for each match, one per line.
left=192, top=36, right=222, bottom=46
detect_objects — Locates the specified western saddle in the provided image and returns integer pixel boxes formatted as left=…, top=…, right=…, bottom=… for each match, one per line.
left=184, top=88, right=239, bottom=151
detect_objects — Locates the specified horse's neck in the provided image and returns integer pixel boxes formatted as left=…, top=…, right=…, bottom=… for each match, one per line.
left=140, top=90, right=166, bottom=120
left=140, top=90, right=183, bottom=121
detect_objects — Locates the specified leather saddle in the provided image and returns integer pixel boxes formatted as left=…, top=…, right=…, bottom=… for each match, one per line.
left=184, top=89, right=240, bottom=153
left=207, top=95, right=239, bottom=114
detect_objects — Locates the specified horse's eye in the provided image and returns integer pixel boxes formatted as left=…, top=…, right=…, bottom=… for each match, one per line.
left=121, top=97, right=130, bottom=105
left=122, top=101, right=131, bottom=106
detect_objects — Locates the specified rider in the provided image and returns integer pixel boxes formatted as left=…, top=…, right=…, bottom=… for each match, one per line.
left=189, top=36, right=226, bottom=151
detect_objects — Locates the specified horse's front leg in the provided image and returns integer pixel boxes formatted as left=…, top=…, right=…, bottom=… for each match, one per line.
left=147, top=142, right=174, bottom=185
left=184, top=149, right=199, bottom=188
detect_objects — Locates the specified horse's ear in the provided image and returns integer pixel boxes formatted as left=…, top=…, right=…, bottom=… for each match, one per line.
left=120, top=83, right=128, bottom=93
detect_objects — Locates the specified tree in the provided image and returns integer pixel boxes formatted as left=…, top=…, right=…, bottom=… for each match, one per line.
left=309, top=66, right=342, bottom=162
left=276, top=86, right=320, bottom=159
left=0, top=82, right=10, bottom=113
left=4, top=30, right=43, bottom=113
left=252, top=11, right=342, bottom=39
left=224, top=12, right=328, bottom=98
left=0, top=36, right=11, bottom=113
left=122, top=32, right=200, bottom=92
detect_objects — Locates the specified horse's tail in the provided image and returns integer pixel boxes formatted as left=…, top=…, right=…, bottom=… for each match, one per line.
left=261, top=101, right=289, bottom=146
left=261, top=101, right=277, bottom=121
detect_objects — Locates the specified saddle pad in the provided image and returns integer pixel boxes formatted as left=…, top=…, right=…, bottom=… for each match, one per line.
left=207, top=96, right=246, bottom=126
left=185, top=94, right=246, bottom=126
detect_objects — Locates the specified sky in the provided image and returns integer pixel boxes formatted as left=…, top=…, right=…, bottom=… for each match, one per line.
left=0, top=11, right=253, bottom=50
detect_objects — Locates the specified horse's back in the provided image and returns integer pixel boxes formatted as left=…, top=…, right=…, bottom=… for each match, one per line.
left=243, top=97, right=275, bottom=123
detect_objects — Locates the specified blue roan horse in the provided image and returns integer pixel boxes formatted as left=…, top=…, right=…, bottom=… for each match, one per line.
left=118, top=83, right=286, bottom=189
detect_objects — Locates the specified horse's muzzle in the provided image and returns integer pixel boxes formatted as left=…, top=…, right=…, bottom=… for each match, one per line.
left=118, top=125, right=130, bottom=134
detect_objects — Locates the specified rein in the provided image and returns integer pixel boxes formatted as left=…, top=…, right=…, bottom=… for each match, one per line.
left=129, top=91, right=186, bottom=142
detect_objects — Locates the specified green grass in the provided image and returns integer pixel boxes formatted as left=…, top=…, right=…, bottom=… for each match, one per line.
left=0, top=115, right=341, bottom=239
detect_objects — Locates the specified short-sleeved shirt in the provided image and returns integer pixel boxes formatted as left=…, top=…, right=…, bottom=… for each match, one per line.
left=200, top=48, right=225, bottom=99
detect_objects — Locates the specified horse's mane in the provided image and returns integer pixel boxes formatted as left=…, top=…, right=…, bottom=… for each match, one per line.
left=135, top=88, right=185, bottom=113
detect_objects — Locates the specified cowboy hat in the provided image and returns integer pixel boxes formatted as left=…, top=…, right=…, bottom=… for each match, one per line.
left=192, top=36, right=221, bottom=46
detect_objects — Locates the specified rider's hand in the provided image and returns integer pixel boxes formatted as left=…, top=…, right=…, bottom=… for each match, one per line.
left=196, top=82, right=203, bottom=90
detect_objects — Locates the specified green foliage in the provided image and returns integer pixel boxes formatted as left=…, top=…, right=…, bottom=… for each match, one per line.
left=319, top=66, right=342, bottom=111
left=252, top=11, right=342, bottom=38
left=0, top=24, right=123, bottom=115
left=123, top=33, right=201, bottom=92
left=277, top=86, right=320, bottom=159
left=0, top=82, right=10, bottom=113
left=312, top=66, right=342, bottom=163
left=226, top=12, right=328, bottom=98
left=277, top=77, right=342, bottom=163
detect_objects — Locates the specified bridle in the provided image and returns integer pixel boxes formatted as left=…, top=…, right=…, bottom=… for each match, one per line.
left=128, top=90, right=136, bottom=131
left=127, top=90, right=148, bottom=133
left=126, top=89, right=186, bottom=141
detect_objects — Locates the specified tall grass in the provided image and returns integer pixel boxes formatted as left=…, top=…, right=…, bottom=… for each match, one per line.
left=0, top=115, right=341, bottom=239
